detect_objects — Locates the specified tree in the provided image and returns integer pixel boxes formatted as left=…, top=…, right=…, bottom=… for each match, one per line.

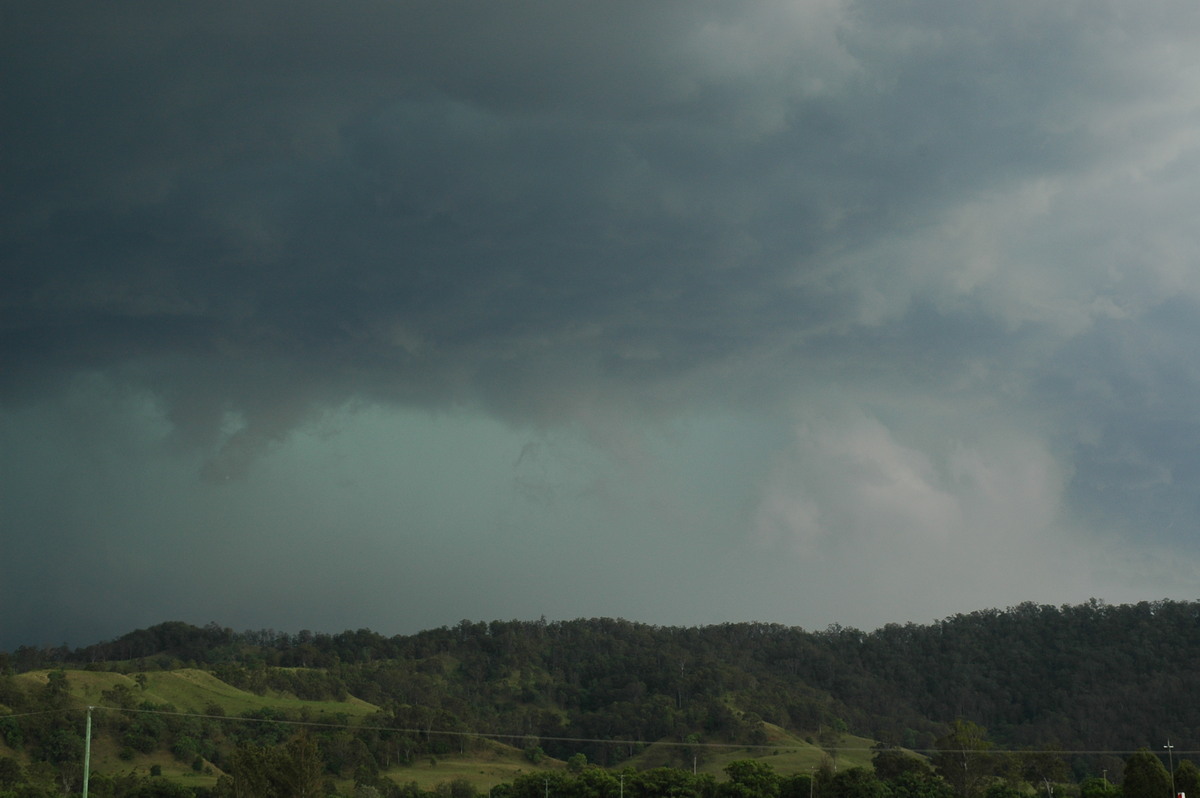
left=0, top=756, right=22, bottom=789
left=722, top=760, right=781, bottom=798
left=231, top=742, right=273, bottom=798
left=780, top=774, right=814, bottom=798
left=826, top=768, right=888, bottom=798
left=41, top=728, right=84, bottom=794
left=1123, top=750, right=1171, bottom=798
left=437, top=777, right=477, bottom=798
left=1021, top=748, right=1071, bottom=796
left=891, top=770, right=954, bottom=798
left=984, top=784, right=1025, bottom=798
left=931, top=721, right=994, bottom=798
left=276, top=733, right=325, bottom=798
left=631, top=768, right=715, bottom=798
left=0, top=716, right=22, bottom=751
left=573, top=768, right=620, bottom=798
left=228, top=734, right=325, bottom=798
left=820, top=722, right=846, bottom=770
left=41, top=671, right=71, bottom=711
left=874, top=747, right=932, bottom=782
left=1080, top=777, right=1122, bottom=798
left=1174, top=760, right=1200, bottom=798
left=506, top=771, right=572, bottom=798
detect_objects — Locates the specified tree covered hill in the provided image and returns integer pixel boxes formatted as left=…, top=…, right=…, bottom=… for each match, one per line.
left=5, top=599, right=1200, bottom=773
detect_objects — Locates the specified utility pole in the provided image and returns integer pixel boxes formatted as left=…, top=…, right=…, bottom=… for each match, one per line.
left=1165, top=741, right=1177, bottom=798
left=82, top=707, right=92, bottom=798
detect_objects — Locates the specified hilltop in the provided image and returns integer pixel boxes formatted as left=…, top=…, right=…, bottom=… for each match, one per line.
left=3, top=600, right=1200, bottom=797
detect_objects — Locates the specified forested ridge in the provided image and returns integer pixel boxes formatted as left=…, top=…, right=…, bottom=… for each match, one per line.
left=3, top=599, right=1200, bottom=798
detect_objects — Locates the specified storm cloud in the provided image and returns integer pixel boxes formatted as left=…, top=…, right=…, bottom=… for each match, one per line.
left=5, top=0, right=1200, bottom=648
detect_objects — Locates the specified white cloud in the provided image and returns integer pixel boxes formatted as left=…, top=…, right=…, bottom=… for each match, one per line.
left=756, top=413, right=962, bottom=553
left=755, top=407, right=1071, bottom=567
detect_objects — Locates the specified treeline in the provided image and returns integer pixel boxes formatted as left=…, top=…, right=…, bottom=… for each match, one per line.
left=6, top=601, right=1200, bottom=769
left=1, top=722, right=1190, bottom=798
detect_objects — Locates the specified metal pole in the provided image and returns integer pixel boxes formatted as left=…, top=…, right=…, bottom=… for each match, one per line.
left=82, top=707, right=92, bottom=798
left=1165, top=741, right=1176, bottom=798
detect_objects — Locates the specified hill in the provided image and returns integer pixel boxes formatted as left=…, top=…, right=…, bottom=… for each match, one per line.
left=12, top=668, right=379, bottom=720
left=4, top=599, right=1200, bottom=797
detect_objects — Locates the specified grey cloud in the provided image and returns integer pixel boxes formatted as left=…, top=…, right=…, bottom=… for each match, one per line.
left=6, top=1, right=1200, bottom=645
left=5, top=1, right=1192, bottom=432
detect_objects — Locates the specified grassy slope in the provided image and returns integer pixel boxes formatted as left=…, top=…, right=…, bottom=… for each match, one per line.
left=366, top=725, right=893, bottom=795
left=10, top=669, right=546, bottom=791
left=8, top=670, right=890, bottom=791
left=374, top=741, right=562, bottom=793
left=15, top=668, right=378, bottom=718
left=10, top=669, right=381, bottom=785
left=630, top=724, right=879, bottom=777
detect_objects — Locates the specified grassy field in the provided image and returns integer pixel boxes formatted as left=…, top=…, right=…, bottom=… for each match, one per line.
left=370, top=724, right=891, bottom=793
left=370, top=741, right=560, bottom=793
left=15, top=668, right=378, bottom=719
left=629, top=724, right=879, bottom=778
left=87, top=733, right=226, bottom=788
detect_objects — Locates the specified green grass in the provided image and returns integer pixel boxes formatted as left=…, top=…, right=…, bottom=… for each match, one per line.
left=16, top=668, right=378, bottom=719
left=87, top=733, right=226, bottom=786
left=369, top=742, right=560, bottom=793
left=627, top=724, right=881, bottom=778
left=140, top=669, right=379, bottom=719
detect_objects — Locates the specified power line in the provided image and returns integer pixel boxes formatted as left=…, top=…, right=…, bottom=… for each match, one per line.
left=0, top=708, right=77, bottom=719
left=10, top=705, right=1197, bottom=757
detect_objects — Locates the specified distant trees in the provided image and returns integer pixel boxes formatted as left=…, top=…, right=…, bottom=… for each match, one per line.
left=1018, top=747, right=1070, bottom=795
left=15, top=603, right=1200, bottom=798
left=491, top=760, right=936, bottom=798
left=1122, top=750, right=1171, bottom=798
left=1175, top=759, right=1200, bottom=798
left=0, top=756, right=23, bottom=790
left=722, top=760, right=780, bottom=798
left=221, top=733, right=325, bottom=798
left=828, top=768, right=890, bottom=798
left=478, top=751, right=1200, bottom=798
left=873, top=746, right=932, bottom=782
left=890, top=768, right=956, bottom=798
left=491, top=760, right=915, bottom=798
left=1081, top=776, right=1122, bottom=798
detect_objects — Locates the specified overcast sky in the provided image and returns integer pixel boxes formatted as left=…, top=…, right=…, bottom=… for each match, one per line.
left=5, top=1, right=1200, bottom=650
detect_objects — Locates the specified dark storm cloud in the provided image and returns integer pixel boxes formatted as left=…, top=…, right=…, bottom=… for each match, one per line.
left=6, top=3, right=851, bottom=420
left=6, top=0, right=1200, bottom=646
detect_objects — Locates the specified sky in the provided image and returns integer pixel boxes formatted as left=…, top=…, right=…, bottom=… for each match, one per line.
left=5, top=1, right=1200, bottom=651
